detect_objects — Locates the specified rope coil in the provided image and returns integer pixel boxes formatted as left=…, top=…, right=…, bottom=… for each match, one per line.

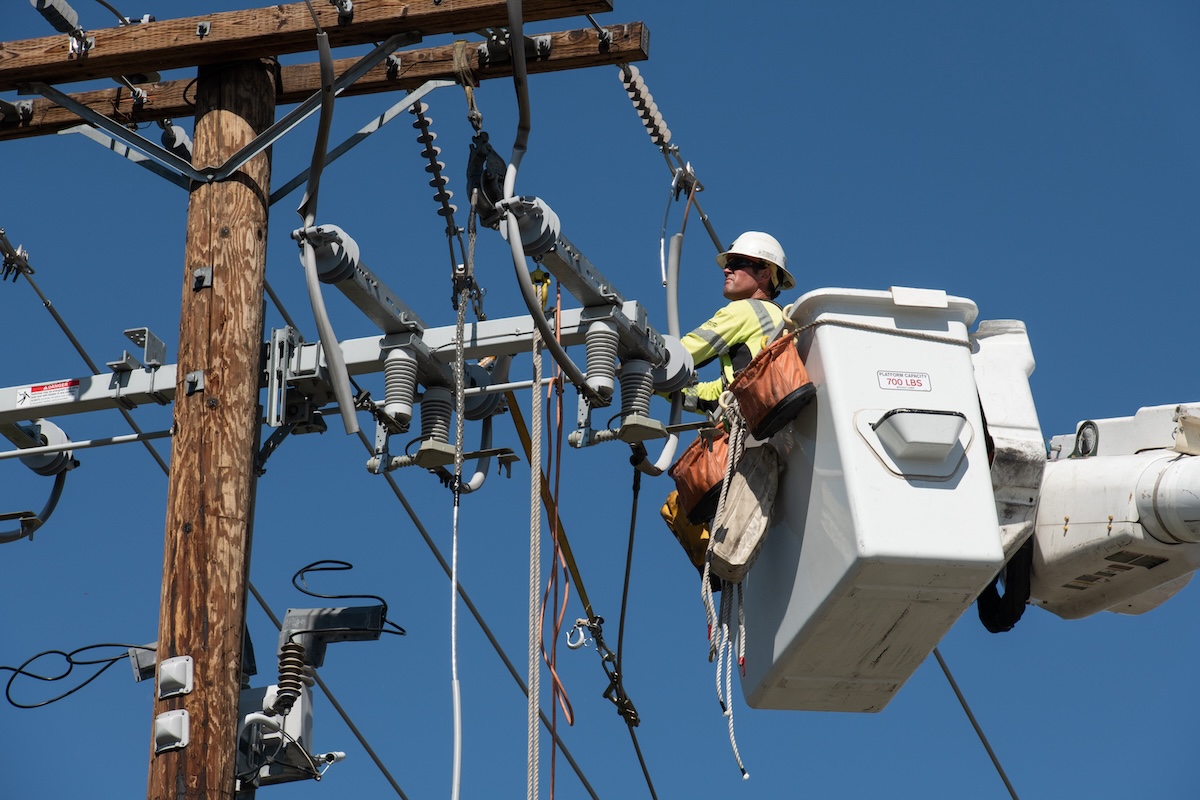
left=701, top=394, right=751, bottom=779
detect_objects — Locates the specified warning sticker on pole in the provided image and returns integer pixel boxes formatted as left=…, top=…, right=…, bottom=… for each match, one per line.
left=16, top=379, right=81, bottom=408
left=877, top=371, right=931, bottom=391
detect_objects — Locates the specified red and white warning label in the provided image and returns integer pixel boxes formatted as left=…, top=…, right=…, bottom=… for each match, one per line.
left=877, top=371, right=931, bottom=391
left=16, top=379, right=81, bottom=408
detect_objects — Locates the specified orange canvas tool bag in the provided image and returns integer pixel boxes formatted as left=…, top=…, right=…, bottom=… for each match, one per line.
left=728, top=331, right=816, bottom=441
left=668, top=428, right=729, bottom=525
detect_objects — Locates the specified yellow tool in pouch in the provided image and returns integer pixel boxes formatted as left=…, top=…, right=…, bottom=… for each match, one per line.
left=660, top=489, right=711, bottom=572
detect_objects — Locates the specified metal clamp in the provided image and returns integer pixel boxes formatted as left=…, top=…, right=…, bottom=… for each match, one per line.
left=477, top=31, right=552, bottom=66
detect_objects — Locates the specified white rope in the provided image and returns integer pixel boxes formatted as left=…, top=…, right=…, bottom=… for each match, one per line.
left=700, top=394, right=750, bottom=779
left=528, top=327, right=543, bottom=800
left=702, top=395, right=745, bottom=658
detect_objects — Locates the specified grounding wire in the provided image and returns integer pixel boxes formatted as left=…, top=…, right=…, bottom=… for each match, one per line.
left=352, top=427, right=602, bottom=800
left=932, top=646, right=1021, bottom=800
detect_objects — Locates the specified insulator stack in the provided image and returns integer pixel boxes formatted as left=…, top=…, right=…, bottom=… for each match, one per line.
left=273, top=641, right=314, bottom=715
left=584, top=320, right=619, bottom=401
left=420, top=386, right=453, bottom=445
left=620, top=65, right=672, bottom=149
left=411, top=103, right=458, bottom=221
left=383, top=348, right=419, bottom=429
left=619, top=359, right=655, bottom=418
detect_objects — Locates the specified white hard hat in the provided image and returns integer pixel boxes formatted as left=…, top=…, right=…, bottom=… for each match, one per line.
left=716, top=231, right=795, bottom=292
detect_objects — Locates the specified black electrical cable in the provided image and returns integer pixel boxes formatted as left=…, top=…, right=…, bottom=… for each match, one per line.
left=291, top=559, right=406, bottom=636
left=2, top=643, right=155, bottom=709
left=933, top=647, right=1021, bottom=799
left=613, top=459, right=659, bottom=799
left=284, top=627, right=407, bottom=646
left=90, top=0, right=129, bottom=24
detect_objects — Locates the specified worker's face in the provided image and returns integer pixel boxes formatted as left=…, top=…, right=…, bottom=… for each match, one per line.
left=723, top=257, right=771, bottom=300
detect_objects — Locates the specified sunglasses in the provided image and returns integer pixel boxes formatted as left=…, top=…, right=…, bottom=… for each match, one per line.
left=724, top=257, right=764, bottom=272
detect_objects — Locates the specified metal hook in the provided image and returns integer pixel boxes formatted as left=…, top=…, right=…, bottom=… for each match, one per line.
left=566, top=619, right=591, bottom=650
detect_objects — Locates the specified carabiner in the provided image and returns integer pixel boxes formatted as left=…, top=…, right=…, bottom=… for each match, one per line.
left=566, top=619, right=591, bottom=650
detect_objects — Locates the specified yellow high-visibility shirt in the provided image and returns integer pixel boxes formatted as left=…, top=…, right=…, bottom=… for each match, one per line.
left=680, top=298, right=784, bottom=409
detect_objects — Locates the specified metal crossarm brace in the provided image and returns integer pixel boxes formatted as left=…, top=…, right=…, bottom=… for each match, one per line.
left=23, top=33, right=417, bottom=185
left=59, top=125, right=191, bottom=189
left=29, top=81, right=204, bottom=182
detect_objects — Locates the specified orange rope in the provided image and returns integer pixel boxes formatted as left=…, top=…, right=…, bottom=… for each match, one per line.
left=541, top=281, right=574, bottom=798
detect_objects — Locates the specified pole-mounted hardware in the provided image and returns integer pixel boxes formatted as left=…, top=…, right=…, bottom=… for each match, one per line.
left=0, top=98, right=33, bottom=124
left=0, top=418, right=76, bottom=543
left=0, top=228, right=34, bottom=280
left=477, top=28, right=553, bottom=67
left=19, top=32, right=420, bottom=187
left=106, top=327, right=171, bottom=409
left=30, top=0, right=93, bottom=59
left=329, top=0, right=353, bottom=26
left=495, top=193, right=691, bottom=451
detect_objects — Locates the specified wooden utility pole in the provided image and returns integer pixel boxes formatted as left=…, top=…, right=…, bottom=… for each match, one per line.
left=148, top=59, right=275, bottom=800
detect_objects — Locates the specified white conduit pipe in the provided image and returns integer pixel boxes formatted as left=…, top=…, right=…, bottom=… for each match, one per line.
left=456, top=353, right=512, bottom=494
left=633, top=230, right=686, bottom=475
left=455, top=415, right=495, bottom=494
left=0, top=470, right=66, bottom=544
left=634, top=392, right=682, bottom=477
left=499, top=1, right=599, bottom=408
left=297, top=32, right=359, bottom=435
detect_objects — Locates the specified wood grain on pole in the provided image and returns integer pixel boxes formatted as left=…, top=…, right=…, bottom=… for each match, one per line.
left=148, top=58, right=274, bottom=800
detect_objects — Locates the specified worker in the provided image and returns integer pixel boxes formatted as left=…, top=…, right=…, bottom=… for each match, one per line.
left=661, top=231, right=797, bottom=577
left=679, top=231, right=796, bottom=414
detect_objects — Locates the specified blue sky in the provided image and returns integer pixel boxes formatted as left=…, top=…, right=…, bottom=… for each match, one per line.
left=2, top=2, right=1198, bottom=798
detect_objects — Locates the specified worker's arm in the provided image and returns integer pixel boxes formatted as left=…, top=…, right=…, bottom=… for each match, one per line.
left=678, top=303, right=744, bottom=412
